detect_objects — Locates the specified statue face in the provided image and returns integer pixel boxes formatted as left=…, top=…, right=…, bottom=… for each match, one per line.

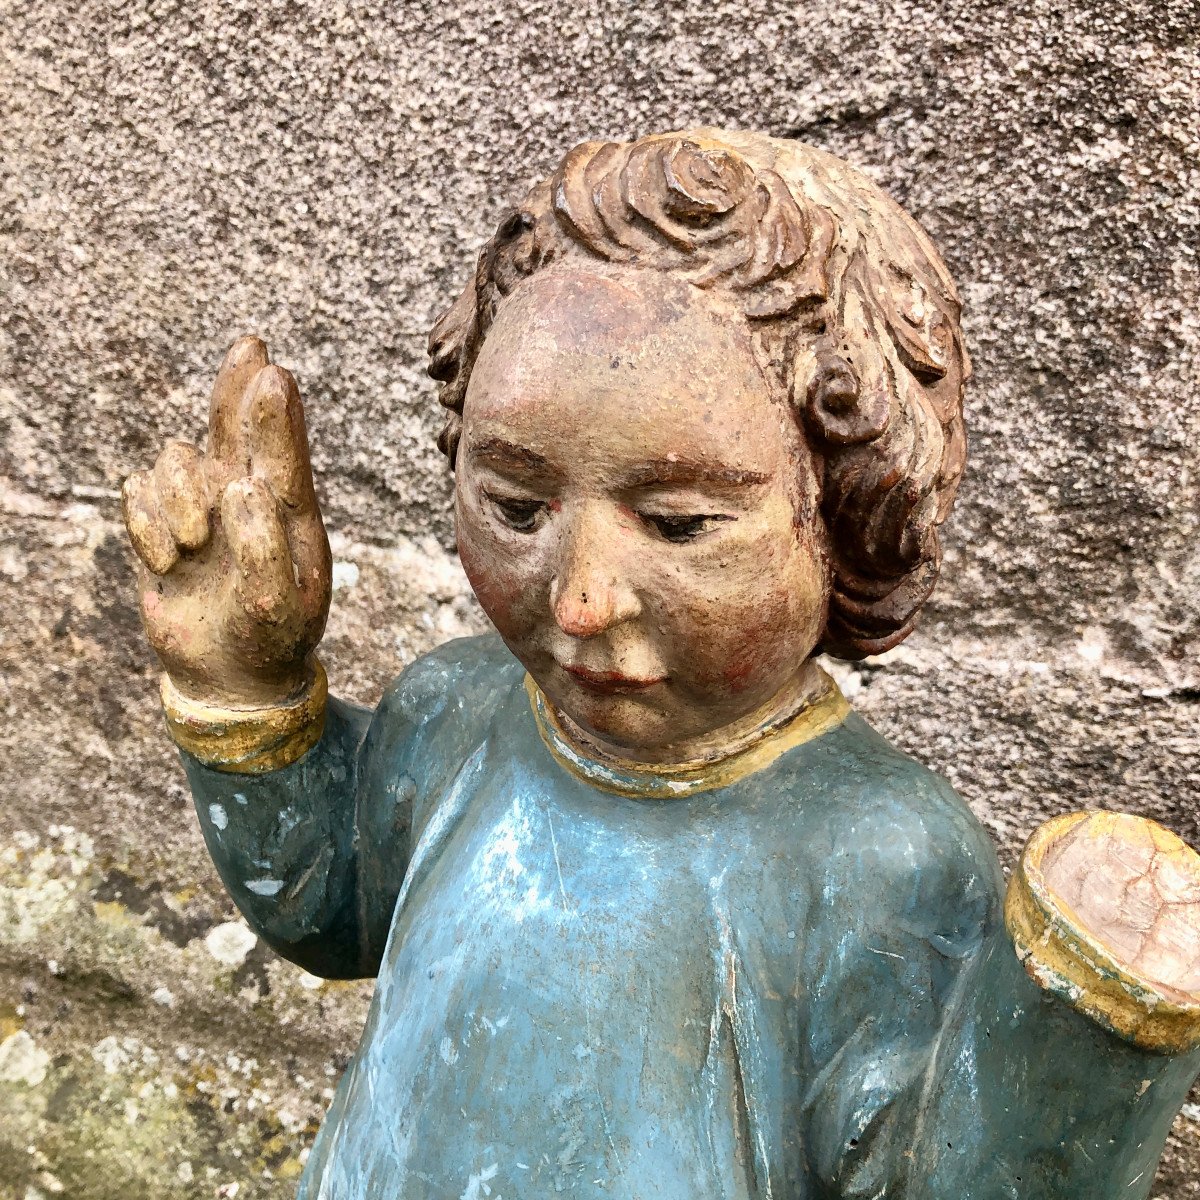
left=455, top=262, right=830, bottom=760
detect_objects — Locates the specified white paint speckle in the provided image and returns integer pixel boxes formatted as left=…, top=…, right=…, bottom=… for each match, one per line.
left=460, top=1163, right=498, bottom=1200
left=233, top=793, right=248, bottom=806
left=298, top=971, right=324, bottom=991
left=439, top=1036, right=459, bottom=1065
left=0, top=1031, right=50, bottom=1086
left=176, top=1162, right=194, bottom=1184
left=245, top=878, right=284, bottom=897
left=204, top=921, right=257, bottom=967
left=208, top=803, right=228, bottom=830
left=151, top=986, right=175, bottom=1008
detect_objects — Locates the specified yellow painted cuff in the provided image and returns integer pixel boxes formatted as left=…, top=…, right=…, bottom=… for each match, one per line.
left=160, top=660, right=328, bottom=775
left=1005, top=811, right=1200, bottom=1056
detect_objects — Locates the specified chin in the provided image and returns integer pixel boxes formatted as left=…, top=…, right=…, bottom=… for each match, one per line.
left=554, top=687, right=675, bottom=754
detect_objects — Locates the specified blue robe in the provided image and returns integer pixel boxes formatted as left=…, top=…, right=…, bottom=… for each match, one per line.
left=181, top=635, right=1200, bottom=1198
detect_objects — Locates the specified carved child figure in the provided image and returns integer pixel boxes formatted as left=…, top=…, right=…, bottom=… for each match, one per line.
left=122, top=130, right=1200, bottom=1198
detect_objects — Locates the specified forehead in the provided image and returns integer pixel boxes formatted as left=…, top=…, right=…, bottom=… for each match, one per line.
left=464, top=263, right=788, bottom=465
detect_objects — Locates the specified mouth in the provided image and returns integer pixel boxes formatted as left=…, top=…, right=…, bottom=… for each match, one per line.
left=560, top=663, right=667, bottom=695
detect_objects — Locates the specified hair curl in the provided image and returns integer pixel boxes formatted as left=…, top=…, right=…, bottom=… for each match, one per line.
left=428, top=129, right=969, bottom=660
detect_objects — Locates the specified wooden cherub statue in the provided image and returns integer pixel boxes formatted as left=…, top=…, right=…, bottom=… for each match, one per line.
left=122, top=129, right=1200, bottom=1198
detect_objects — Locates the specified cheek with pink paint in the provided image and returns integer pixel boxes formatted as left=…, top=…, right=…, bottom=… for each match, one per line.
left=454, top=490, right=512, bottom=633
left=719, top=600, right=798, bottom=694
left=719, top=640, right=773, bottom=693
left=457, top=537, right=520, bottom=636
left=679, top=580, right=797, bottom=696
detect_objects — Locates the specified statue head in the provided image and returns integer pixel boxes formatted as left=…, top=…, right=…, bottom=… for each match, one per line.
left=428, top=129, right=968, bottom=760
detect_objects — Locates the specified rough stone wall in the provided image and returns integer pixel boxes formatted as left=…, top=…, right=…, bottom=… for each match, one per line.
left=2, top=0, right=1198, bottom=1195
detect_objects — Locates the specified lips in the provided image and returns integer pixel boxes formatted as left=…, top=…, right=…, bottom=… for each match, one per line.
left=561, top=663, right=666, bottom=695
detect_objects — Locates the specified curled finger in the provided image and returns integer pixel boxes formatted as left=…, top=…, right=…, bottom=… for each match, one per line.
left=153, top=440, right=210, bottom=551
left=122, top=469, right=179, bottom=576
left=221, top=477, right=301, bottom=627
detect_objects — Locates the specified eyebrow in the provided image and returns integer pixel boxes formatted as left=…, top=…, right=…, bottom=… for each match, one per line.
left=622, top=458, right=771, bottom=489
left=467, top=440, right=770, bottom=490
left=468, top=437, right=559, bottom=475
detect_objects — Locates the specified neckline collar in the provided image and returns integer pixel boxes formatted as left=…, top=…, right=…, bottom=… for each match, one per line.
left=526, top=671, right=850, bottom=799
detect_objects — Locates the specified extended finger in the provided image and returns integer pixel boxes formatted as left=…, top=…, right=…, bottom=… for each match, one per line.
left=241, top=364, right=317, bottom=512
left=209, top=336, right=269, bottom=468
left=221, top=477, right=300, bottom=626
left=121, top=470, right=179, bottom=576
left=153, top=440, right=210, bottom=551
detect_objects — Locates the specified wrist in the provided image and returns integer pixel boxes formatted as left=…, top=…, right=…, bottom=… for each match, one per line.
left=1005, top=810, right=1200, bottom=1055
left=160, top=658, right=328, bottom=774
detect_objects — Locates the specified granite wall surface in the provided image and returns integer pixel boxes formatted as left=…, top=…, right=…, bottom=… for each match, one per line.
left=2, top=0, right=1198, bottom=1195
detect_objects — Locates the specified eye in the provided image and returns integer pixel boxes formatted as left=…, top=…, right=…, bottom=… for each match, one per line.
left=641, top=513, right=733, bottom=543
left=486, top=492, right=547, bottom=532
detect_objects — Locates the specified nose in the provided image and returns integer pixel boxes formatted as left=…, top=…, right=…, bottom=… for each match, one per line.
left=550, top=506, right=641, bottom=638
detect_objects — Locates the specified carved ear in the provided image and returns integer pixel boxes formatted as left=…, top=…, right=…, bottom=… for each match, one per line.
left=796, top=299, right=891, bottom=446
left=487, top=208, right=545, bottom=297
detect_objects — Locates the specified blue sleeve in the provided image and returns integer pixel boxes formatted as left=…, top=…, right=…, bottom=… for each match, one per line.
left=180, top=634, right=518, bottom=980
left=903, top=906, right=1200, bottom=1198
left=802, top=764, right=1200, bottom=1199
left=801, top=769, right=1003, bottom=1198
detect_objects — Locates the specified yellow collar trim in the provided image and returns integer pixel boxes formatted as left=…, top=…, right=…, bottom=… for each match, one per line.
left=526, top=671, right=850, bottom=799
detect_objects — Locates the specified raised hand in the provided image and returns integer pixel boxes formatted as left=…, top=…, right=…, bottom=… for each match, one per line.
left=123, top=337, right=332, bottom=709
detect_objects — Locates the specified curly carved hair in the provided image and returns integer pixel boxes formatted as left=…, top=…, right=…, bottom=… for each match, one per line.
left=428, top=129, right=969, bottom=660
